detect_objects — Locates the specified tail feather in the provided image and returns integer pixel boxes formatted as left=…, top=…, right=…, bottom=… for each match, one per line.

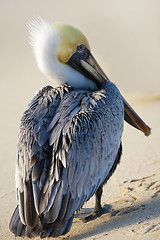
left=9, top=206, right=23, bottom=236
left=48, top=215, right=74, bottom=238
left=9, top=206, right=40, bottom=237
left=9, top=205, right=74, bottom=238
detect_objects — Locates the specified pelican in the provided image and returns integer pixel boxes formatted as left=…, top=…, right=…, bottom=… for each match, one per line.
left=9, top=18, right=151, bottom=238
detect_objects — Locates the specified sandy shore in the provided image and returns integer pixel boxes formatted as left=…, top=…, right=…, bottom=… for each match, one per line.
left=0, top=1, right=160, bottom=239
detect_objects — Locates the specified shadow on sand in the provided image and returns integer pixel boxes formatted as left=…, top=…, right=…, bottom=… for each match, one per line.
left=67, top=196, right=160, bottom=239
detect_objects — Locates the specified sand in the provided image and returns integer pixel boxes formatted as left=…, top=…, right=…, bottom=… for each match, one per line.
left=0, top=1, right=160, bottom=239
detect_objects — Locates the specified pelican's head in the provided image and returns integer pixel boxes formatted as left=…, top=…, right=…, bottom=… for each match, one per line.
left=28, top=18, right=108, bottom=90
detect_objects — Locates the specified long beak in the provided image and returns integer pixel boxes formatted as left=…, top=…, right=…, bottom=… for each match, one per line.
left=80, top=53, right=151, bottom=136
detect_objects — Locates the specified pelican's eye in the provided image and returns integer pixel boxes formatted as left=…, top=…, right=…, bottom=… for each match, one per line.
left=77, top=44, right=85, bottom=54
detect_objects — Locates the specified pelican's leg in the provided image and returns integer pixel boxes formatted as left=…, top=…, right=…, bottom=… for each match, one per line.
left=83, top=185, right=103, bottom=222
left=94, top=185, right=103, bottom=214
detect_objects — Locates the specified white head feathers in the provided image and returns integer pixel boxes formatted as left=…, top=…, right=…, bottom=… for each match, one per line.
left=28, top=18, right=97, bottom=90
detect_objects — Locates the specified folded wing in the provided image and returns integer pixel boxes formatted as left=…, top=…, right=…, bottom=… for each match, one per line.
left=16, top=82, right=124, bottom=235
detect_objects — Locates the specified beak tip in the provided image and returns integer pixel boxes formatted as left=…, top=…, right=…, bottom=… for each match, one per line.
left=144, top=126, right=151, bottom=137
